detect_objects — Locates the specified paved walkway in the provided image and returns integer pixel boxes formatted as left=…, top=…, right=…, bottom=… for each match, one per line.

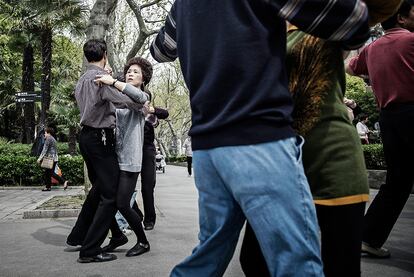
left=0, top=187, right=83, bottom=222
left=0, top=165, right=413, bottom=276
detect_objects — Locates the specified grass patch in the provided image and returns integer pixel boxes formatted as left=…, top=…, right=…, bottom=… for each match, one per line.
left=36, top=195, right=84, bottom=210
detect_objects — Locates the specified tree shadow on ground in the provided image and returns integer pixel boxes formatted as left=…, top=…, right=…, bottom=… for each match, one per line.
left=30, top=220, right=73, bottom=247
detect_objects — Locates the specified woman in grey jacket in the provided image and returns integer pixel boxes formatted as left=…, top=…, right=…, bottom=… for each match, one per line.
left=94, top=57, right=151, bottom=257
left=37, top=127, right=68, bottom=191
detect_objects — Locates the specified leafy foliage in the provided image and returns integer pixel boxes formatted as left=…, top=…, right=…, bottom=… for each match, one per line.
left=49, top=35, right=82, bottom=138
left=165, top=155, right=187, bottom=163
left=0, top=0, right=87, bottom=142
left=151, top=61, right=191, bottom=156
left=166, top=145, right=387, bottom=170
left=0, top=140, right=79, bottom=156
left=17, top=0, right=88, bottom=35
left=0, top=139, right=83, bottom=186
left=0, top=6, right=26, bottom=139
left=362, top=144, right=386, bottom=170
left=0, top=154, right=84, bottom=186
left=345, top=74, right=379, bottom=126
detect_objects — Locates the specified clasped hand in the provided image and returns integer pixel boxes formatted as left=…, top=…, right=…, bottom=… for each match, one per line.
left=94, top=74, right=115, bottom=86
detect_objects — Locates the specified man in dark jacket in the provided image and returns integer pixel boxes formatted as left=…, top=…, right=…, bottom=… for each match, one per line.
left=151, top=0, right=370, bottom=275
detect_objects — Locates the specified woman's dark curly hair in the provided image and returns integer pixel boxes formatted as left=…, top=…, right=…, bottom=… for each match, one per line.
left=45, top=127, right=55, bottom=137
left=123, top=57, right=153, bottom=90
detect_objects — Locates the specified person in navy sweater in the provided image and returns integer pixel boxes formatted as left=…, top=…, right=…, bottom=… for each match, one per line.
left=151, top=1, right=370, bottom=276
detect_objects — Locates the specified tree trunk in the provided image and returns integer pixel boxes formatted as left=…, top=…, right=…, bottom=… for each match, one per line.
left=16, top=104, right=24, bottom=143
left=85, top=0, right=118, bottom=39
left=82, top=0, right=118, bottom=72
left=21, top=43, right=35, bottom=144
left=156, top=138, right=169, bottom=157
left=165, top=119, right=178, bottom=155
left=3, top=110, right=9, bottom=139
left=68, top=126, right=77, bottom=155
left=40, top=28, right=52, bottom=127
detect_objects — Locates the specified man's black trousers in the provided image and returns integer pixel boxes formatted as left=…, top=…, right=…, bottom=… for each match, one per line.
left=363, top=104, right=414, bottom=247
left=67, top=127, right=120, bottom=257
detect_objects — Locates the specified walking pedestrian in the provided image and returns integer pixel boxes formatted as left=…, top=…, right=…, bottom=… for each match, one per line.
left=183, top=136, right=192, bottom=176
left=356, top=114, right=371, bottom=144
left=37, top=127, right=68, bottom=191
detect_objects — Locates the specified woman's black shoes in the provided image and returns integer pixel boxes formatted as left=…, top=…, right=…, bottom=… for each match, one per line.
left=42, top=187, right=51, bottom=191
left=102, top=234, right=128, bottom=252
left=144, top=222, right=154, bottom=230
left=126, top=242, right=150, bottom=257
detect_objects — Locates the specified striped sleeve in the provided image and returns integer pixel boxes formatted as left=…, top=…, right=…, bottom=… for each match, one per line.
left=270, top=0, right=370, bottom=50
left=150, top=4, right=177, bottom=63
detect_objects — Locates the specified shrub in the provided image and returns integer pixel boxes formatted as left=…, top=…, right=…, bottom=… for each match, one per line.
left=0, top=154, right=84, bottom=186
left=0, top=142, right=31, bottom=156
left=0, top=141, right=79, bottom=156
left=362, top=144, right=386, bottom=170
left=166, top=155, right=187, bottom=163
left=345, top=74, right=379, bottom=126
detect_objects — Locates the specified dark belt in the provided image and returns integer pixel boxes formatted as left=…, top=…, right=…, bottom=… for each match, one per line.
left=81, top=125, right=116, bottom=146
left=382, top=102, right=414, bottom=111
left=81, top=125, right=114, bottom=132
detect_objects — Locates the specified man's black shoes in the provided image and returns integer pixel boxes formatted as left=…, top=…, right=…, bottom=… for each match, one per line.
left=77, top=252, right=117, bottom=263
left=102, top=234, right=128, bottom=252
left=126, top=243, right=150, bottom=257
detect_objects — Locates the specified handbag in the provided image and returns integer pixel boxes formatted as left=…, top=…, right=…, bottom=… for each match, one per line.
left=51, top=165, right=62, bottom=184
left=40, top=156, right=54, bottom=169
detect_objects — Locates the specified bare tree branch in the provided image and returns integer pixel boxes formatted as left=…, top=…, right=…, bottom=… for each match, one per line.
left=140, top=0, right=163, bottom=10
left=144, top=19, right=164, bottom=24
left=148, top=29, right=160, bottom=36
left=125, top=0, right=147, bottom=32
left=124, top=0, right=161, bottom=60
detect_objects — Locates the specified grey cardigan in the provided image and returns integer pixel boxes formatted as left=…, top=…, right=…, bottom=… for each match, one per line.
left=116, top=84, right=148, bottom=172
left=38, top=136, right=58, bottom=162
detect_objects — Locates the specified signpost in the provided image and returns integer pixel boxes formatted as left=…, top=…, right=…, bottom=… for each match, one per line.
left=15, top=91, right=42, bottom=103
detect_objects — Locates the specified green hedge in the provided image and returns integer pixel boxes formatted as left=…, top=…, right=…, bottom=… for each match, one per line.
left=0, top=143, right=33, bottom=156
left=0, top=144, right=386, bottom=186
left=166, top=155, right=187, bottom=163
left=166, top=145, right=387, bottom=170
left=0, top=142, right=79, bottom=156
left=362, top=144, right=386, bottom=170
left=0, top=155, right=84, bottom=186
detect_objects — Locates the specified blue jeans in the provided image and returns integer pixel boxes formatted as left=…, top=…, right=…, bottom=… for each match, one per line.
left=115, top=191, right=138, bottom=230
left=170, top=137, right=323, bottom=277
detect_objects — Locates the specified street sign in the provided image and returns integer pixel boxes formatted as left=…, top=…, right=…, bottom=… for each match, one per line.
left=16, top=98, right=36, bottom=103
left=15, top=91, right=41, bottom=97
left=15, top=91, right=42, bottom=103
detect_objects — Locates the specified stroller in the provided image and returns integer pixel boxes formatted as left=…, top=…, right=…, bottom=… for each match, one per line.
left=155, top=152, right=166, bottom=173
